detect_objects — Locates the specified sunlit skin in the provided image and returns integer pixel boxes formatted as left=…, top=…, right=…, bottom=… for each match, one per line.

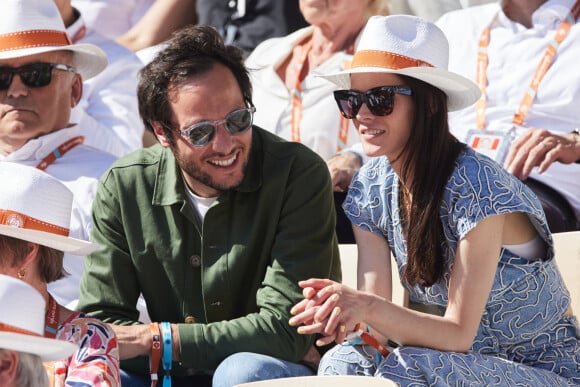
left=288, top=73, right=540, bottom=352
left=349, top=72, right=415, bottom=173
left=0, top=51, right=82, bottom=156
left=153, top=63, right=252, bottom=198
left=300, top=0, right=371, bottom=32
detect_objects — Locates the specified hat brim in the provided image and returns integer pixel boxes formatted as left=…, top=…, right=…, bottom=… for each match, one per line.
left=0, top=225, right=98, bottom=256
left=0, top=43, right=108, bottom=80
left=317, top=67, right=480, bottom=112
left=0, top=332, right=78, bottom=361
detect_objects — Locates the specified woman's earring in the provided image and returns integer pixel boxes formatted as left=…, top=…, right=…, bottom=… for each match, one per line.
left=17, top=269, right=25, bottom=279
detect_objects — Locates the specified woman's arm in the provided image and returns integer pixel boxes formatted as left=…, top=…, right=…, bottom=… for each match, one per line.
left=292, top=214, right=506, bottom=353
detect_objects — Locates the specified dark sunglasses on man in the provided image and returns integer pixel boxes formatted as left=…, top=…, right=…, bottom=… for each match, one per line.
left=333, top=85, right=413, bottom=119
left=0, top=62, right=76, bottom=90
left=175, top=106, right=256, bottom=147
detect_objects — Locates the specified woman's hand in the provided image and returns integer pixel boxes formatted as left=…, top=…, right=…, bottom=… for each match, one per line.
left=289, top=278, right=369, bottom=346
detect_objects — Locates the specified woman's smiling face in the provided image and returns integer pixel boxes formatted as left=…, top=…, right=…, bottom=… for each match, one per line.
left=349, top=72, right=415, bottom=163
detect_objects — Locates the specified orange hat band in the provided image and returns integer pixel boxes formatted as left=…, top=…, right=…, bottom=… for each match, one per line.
left=351, top=50, right=434, bottom=70
left=0, top=322, right=41, bottom=337
left=0, top=30, right=71, bottom=52
left=0, top=209, right=69, bottom=237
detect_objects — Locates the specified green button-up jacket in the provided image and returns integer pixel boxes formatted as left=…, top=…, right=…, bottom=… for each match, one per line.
left=78, top=127, right=341, bottom=374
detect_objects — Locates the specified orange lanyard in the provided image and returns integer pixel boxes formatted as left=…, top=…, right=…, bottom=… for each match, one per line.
left=36, top=136, right=84, bottom=171
left=44, top=295, right=60, bottom=338
left=289, top=40, right=354, bottom=152
left=476, top=0, right=580, bottom=129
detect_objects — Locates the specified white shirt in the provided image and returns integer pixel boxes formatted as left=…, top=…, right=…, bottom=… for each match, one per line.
left=68, top=13, right=144, bottom=157
left=437, top=0, right=580, bottom=220
left=0, top=126, right=117, bottom=308
left=245, top=27, right=364, bottom=162
left=71, top=0, right=155, bottom=39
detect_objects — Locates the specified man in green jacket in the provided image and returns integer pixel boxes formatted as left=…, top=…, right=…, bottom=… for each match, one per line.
left=77, top=24, right=341, bottom=387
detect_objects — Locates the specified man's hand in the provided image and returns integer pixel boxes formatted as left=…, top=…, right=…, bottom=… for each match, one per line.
left=504, top=128, right=579, bottom=180
left=327, top=152, right=363, bottom=192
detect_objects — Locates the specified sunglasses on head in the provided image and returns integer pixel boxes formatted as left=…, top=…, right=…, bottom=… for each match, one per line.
left=0, top=62, right=76, bottom=90
left=179, top=106, right=256, bottom=147
left=333, top=85, right=413, bottom=119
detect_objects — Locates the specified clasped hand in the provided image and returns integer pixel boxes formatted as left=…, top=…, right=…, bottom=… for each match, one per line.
left=289, top=278, right=365, bottom=347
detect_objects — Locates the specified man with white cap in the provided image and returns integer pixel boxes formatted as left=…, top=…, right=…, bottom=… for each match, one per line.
left=0, top=0, right=117, bottom=310
left=0, top=274, right=78, bottom=387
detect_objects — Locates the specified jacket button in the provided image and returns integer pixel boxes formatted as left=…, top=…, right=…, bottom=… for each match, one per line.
left=190, top=255, right=201, bottom=268
left=184, top=316, right=196, bottom=324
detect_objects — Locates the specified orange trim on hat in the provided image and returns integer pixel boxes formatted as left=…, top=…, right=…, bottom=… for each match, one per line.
left=0, top=322, right=41, bottom=337
left=351, top=50, right=434, bottom=70
left=0, top=30, right=71, bottom=52
left=0, top=209, right=69, bottom=236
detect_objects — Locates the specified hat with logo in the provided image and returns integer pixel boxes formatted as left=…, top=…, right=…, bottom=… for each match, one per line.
left=0, top=0, right=107, bottom=79
left=0, top=163, right=98, bottom=255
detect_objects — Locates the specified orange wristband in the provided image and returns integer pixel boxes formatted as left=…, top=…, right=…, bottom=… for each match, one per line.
left=344, top=322, right=390, bottom=357
left=149, top=323, right=161, bottom=387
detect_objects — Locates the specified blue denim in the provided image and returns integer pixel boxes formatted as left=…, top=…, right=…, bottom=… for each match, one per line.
left=120, top=353, right=313, bottom=387
left=212, top=352, right=315, bottom=387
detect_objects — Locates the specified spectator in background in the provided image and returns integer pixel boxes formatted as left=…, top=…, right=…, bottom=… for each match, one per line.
left=0, top=276, right=78, bottom=387
left=72, top=0, right=155, bottom=40
left=196, top=0, right=308, bottom=56
left=0, top=274, right=78, bottom=387
left=0, top=0, right=117, bottom=311
left=0, top=163, right=120, bottom=386
left=55, top=0, right=145, bottom=157
left=437, top=0, right=580, bottom=231
left=245, top=0, right=389, bottom=242
left=77, top=25, right=340, bottom=387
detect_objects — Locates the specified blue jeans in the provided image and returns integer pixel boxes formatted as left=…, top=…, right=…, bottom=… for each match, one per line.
left=212, top=352, right=314, bottom=387
left=120, top=352, right=314, bottom=387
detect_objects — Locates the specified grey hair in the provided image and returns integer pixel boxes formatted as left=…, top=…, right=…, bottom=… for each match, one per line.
left=0, top=350, right=48, bottom=387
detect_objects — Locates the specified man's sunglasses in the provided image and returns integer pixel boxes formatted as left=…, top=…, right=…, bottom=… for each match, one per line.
left=333, top=86, right=413, bottom=119
left=179, top=106, right=256, bottom=147
left=0, top=62, right=76, bottom=90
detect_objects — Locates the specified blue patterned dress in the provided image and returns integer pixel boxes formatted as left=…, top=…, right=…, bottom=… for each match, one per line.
left=320, top=147, right=580, bottom=385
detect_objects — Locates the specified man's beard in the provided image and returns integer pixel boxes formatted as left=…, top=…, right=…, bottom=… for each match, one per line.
left=173, top=146, right=248, bottom=194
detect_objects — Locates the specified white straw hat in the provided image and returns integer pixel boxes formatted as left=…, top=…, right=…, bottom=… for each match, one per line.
left=0, top=163, right=98, bottom=255
left=319, top=15, right=480, bottom=111
left=0, top=0, right=107, bottom=80
left=0, top=274, right=78, bottom=361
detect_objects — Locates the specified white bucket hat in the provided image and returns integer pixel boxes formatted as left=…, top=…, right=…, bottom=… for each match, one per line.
left=0, top=163, right=98, bottom=255
left=0, top=274, right=78, bottom=361
left=319, top=15, right=480, bottom=112
left=0, top=0, right=107, bottom=80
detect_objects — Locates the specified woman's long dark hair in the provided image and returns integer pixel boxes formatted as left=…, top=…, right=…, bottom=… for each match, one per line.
left=397, top=75, right=465, bottom=286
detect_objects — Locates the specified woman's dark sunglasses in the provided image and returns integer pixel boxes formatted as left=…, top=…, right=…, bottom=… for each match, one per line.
left=179, top=106, right=256, bottom=147
left=0, top=62, right=76, bottom=90
left=333, top=86, right=413, bottom=119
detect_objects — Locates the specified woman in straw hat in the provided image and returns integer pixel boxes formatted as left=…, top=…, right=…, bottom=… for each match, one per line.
left=0, top=163, right=120, bottom=386
left=0, top=274, right=78, bottom=387
left=289, top=15, right=579, bottom=385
